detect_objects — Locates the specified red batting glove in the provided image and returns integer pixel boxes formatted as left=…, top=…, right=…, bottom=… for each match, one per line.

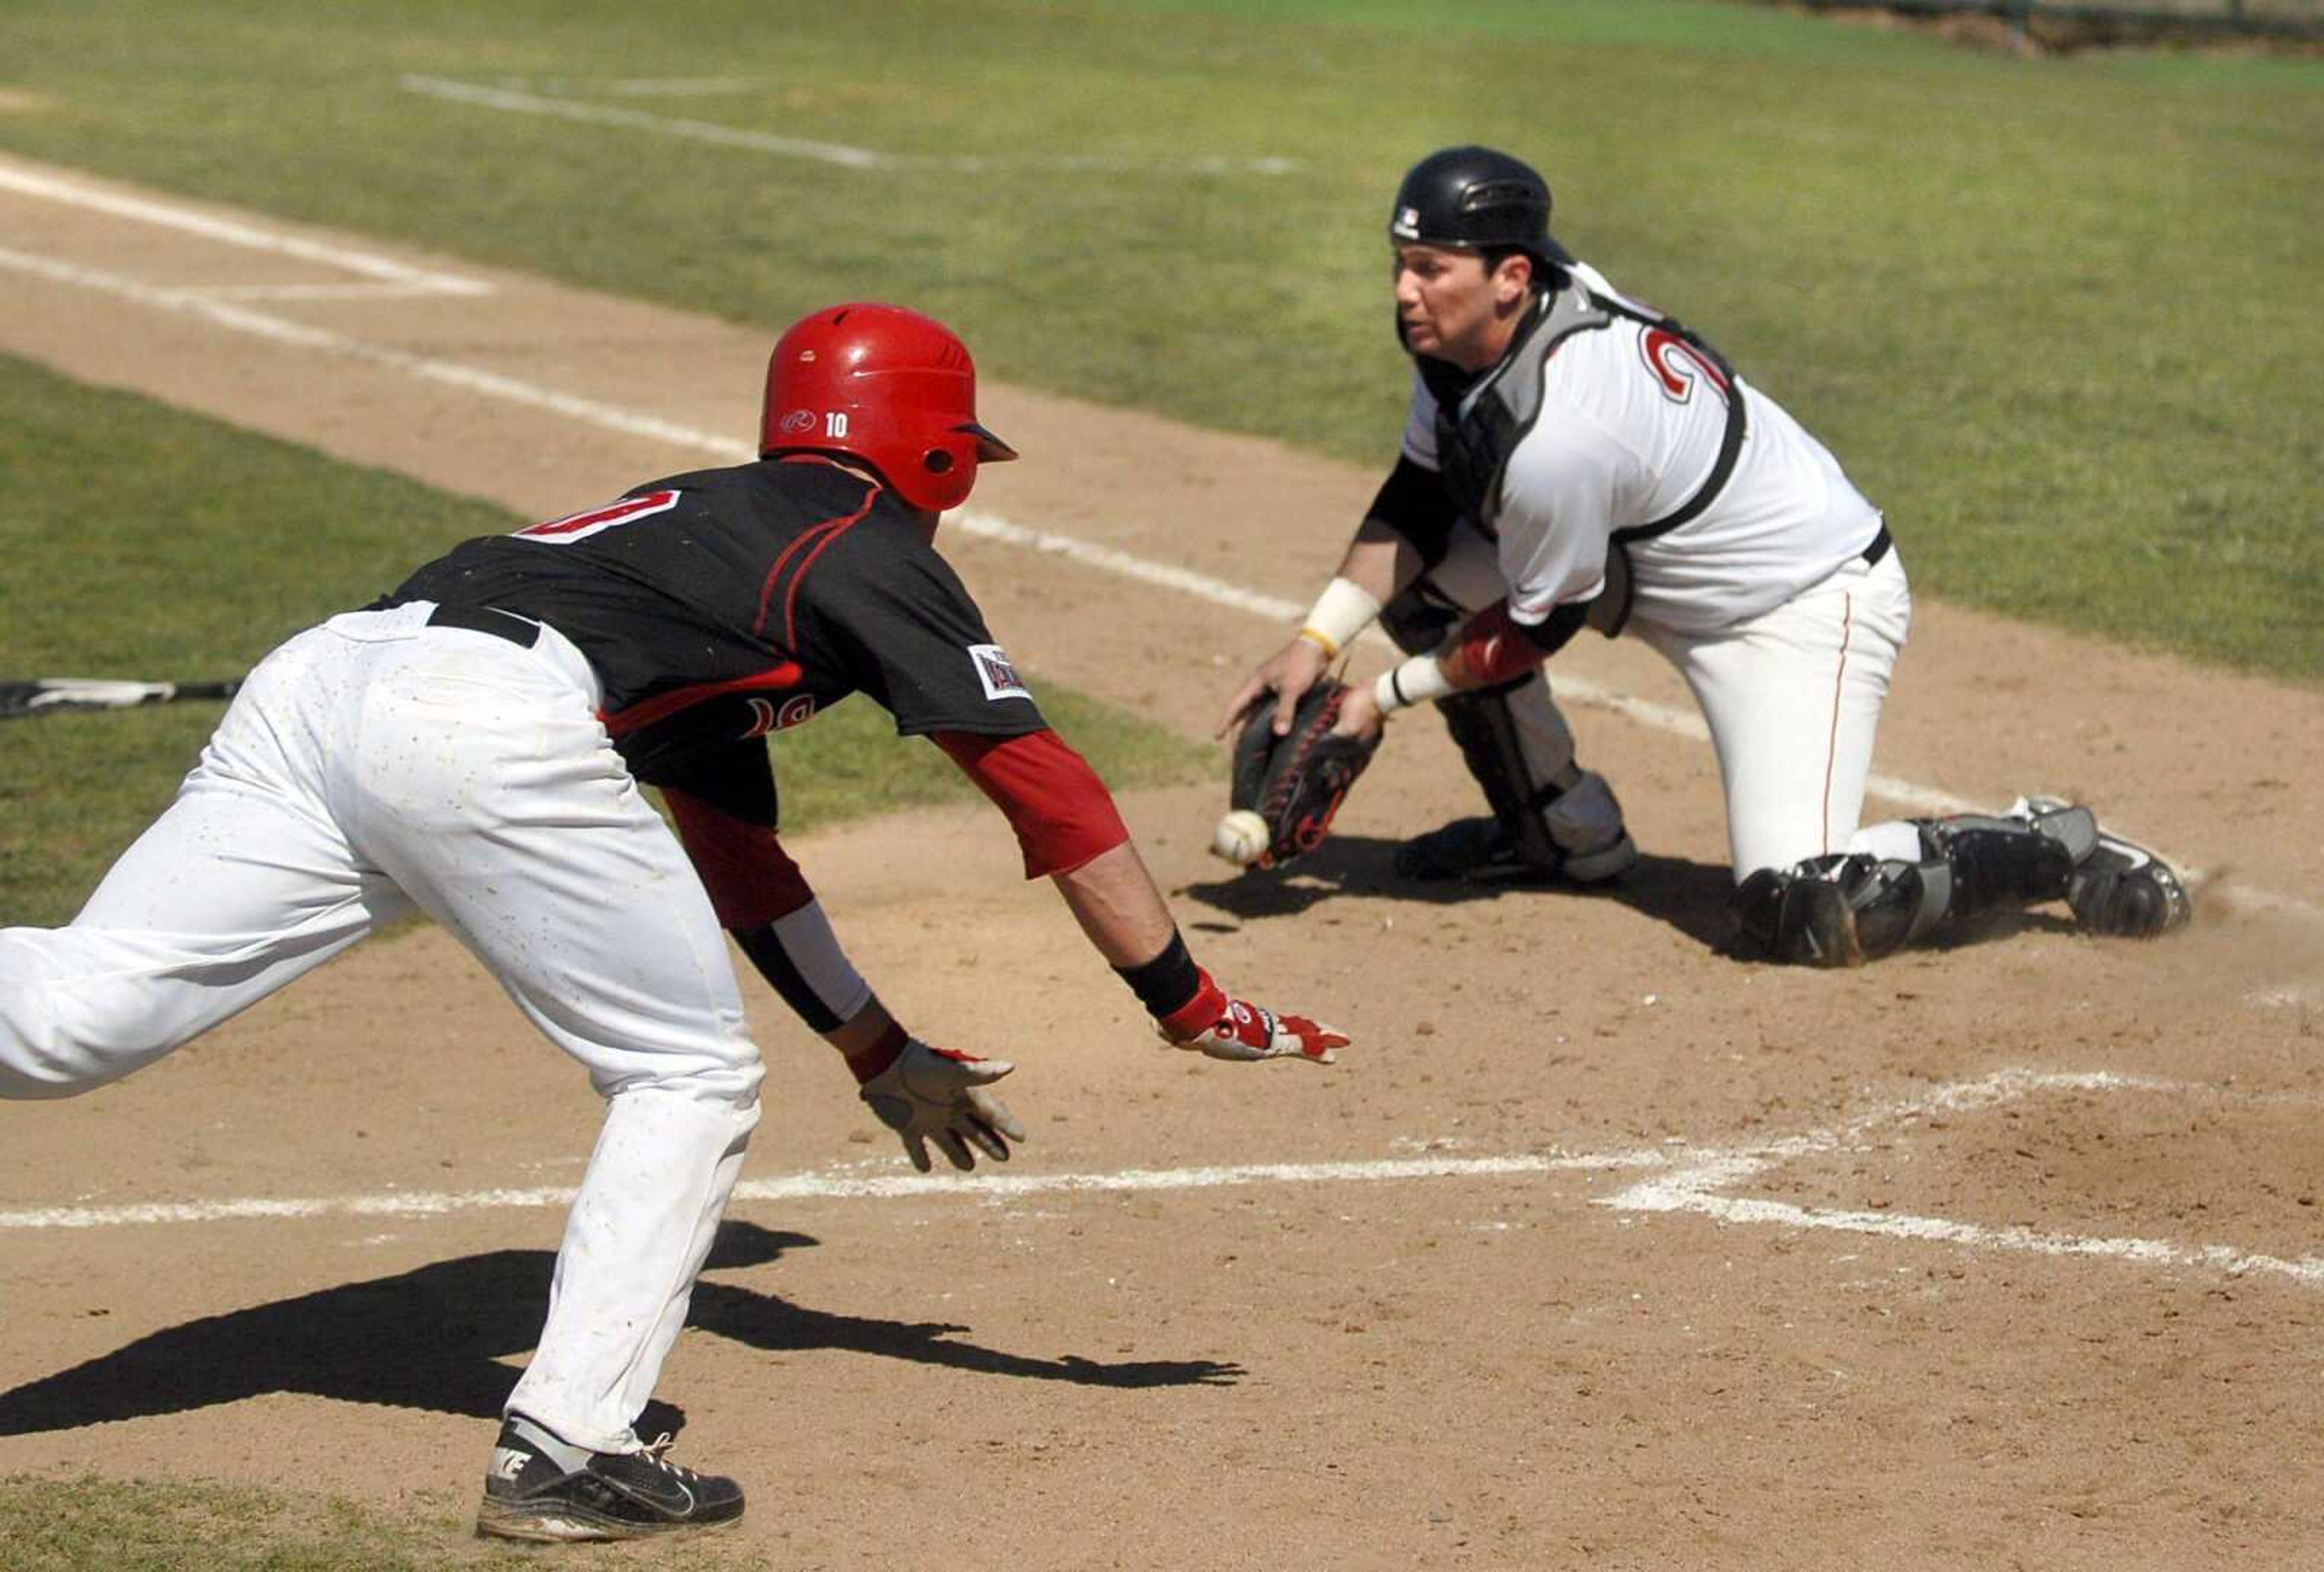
left=1156, top=969, right=1347, bottom=1065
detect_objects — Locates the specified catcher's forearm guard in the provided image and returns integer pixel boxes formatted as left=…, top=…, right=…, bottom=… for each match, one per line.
left=1224, top=680, right=1380, bottom=870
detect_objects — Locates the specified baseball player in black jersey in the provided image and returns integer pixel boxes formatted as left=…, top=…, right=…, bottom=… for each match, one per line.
left=0, top=303, right=1347, bottom=1543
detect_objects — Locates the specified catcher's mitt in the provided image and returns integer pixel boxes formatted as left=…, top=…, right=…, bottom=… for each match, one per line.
left=1223, top=680, right=1380, bottom=870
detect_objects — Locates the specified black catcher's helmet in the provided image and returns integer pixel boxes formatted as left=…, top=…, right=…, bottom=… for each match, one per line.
left=1387, top=146, right=1557, bottom=262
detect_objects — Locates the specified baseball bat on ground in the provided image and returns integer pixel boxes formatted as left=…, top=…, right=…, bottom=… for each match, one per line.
left=0, top=677, right=244, bottom=721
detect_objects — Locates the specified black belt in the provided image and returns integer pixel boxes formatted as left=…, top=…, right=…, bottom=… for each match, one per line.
left=1860, top=523, right=1893, bottom=567
left=425, top=603, right=542, bottom=648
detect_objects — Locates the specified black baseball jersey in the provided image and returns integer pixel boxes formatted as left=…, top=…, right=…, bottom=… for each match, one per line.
left=384, top=459, right=1047, bottom=823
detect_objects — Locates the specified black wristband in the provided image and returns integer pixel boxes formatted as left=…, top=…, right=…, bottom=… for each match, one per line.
left=1114, top=929, right=1203, bottom=1019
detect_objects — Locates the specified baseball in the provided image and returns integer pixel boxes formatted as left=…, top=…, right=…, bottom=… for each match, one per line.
left=1210, top=809, right=1270, bottom=867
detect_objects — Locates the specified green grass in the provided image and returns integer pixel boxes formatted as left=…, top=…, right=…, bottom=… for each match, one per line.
left=0, top=1, right=2317, bottom=678
left=2, top=0, right=2318, bottom=680
left=0, top=1472, right=769, bottom=1570
left=0, top=355, right=1201, bottom=925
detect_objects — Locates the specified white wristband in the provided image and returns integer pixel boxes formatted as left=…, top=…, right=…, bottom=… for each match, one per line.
left=1298, top=577, right=1383, bottom=659
left=1373, top=654, right=1454, bottom=714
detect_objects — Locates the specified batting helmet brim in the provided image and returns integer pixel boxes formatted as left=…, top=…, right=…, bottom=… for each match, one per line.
left=961, top=421, right=1017, bottom=463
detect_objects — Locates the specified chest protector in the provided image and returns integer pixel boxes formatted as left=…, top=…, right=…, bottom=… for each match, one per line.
left=1425, top=277, right=1750, bottom=635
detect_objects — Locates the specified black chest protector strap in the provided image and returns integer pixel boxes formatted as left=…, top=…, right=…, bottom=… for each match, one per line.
left=1597, top=299, right=1749, bottom=548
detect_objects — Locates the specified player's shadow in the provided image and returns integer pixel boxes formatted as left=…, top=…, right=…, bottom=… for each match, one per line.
left=1181, top=833, right=1739, bottom=953
left=0, top=1220, right=1239, bottom=1439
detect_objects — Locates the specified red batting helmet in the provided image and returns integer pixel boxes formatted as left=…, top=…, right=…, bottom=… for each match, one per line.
left=758, top=302, right=1016, bottom=514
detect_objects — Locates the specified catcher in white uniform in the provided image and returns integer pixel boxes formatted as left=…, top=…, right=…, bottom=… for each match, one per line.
left=1, top=303, right=1347, bottom=1543
left=1220, top=146, right=2188, bottom=964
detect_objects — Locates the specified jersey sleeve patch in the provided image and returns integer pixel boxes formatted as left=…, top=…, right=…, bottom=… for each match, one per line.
left=789, top=517, right=1047, bottom=737
left=969, top=644, right=1032, bottom=703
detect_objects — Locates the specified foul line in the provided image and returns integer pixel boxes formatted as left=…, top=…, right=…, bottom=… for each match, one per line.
left=0, top=163, right=490, bottom=297
left=0, top=1149, right=1664, bottom=1231
left=7, top=1069, right=2320, bottom=1294
left=0, top=246, right=743, bottom=454
left=0, top=166, right=2302, bottom=921
left=398, top=76, right=1300, bottom=177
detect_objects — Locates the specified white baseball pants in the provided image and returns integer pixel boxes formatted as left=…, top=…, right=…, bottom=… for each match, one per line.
left=0, top=602, right=763, bottom=1453
left=1633, top=550, right=1915, bottom=878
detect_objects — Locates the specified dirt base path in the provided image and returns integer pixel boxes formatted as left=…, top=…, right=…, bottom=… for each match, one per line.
left=2, top=154, right=2321, bottom=1569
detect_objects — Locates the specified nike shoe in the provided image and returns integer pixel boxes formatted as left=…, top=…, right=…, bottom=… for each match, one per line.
left=476, top=1415, right=744, bottom=1543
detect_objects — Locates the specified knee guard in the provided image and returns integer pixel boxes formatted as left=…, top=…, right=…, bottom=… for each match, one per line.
left=1732, top=853, right=1952, bottom=968
left=1434, top=678, right=1570, bottom=869
left=1431, top=685, right=1635, bottom=877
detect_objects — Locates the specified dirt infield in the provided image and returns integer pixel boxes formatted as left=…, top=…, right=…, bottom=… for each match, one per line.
left=2, top=154, right=2321, bottom=1568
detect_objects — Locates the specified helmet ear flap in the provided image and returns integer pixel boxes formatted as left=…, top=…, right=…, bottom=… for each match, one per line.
left=910, top=438, right=971, bottom=513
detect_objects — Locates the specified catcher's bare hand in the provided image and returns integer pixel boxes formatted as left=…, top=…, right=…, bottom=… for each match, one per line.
left=859, top=1040, right=1026, bottom=1172
left=1215, top=636, right=1330, bottom=740
left=1329, top=680, right=1387, bottom=744
left=1162, top=975, right=1348, bottom=1065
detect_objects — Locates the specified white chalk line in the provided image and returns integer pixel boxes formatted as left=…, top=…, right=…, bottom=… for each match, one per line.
left=174, top=281, right=478, bottom=303
left=0, top=246, right=746, bottom=455
left=2249, top=985, right=2324, bottom=1009
left=396, top=76, right=1299, bottom=177
left=0, top=168, right=2303, bottom=926
left=0, top=163, right=490, bottom=297
left=0, top=1149, right=1663, bottom=1232
left=9, top=1069, right=2321, bottom=1295
left=1601, top=1068, right=2324, bottom=1290
left=592, top=78, right=766, bottom=99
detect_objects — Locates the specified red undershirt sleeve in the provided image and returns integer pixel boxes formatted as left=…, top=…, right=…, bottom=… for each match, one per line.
left=1456, top=597, right=1586, bottom=686
left=931, top=728, right=1132, bottom=879
left=663, top=786, right=815, bottom=929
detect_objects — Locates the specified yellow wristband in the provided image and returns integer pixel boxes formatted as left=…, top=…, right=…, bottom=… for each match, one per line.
left=1301, top=577, right=1383, bottom=654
